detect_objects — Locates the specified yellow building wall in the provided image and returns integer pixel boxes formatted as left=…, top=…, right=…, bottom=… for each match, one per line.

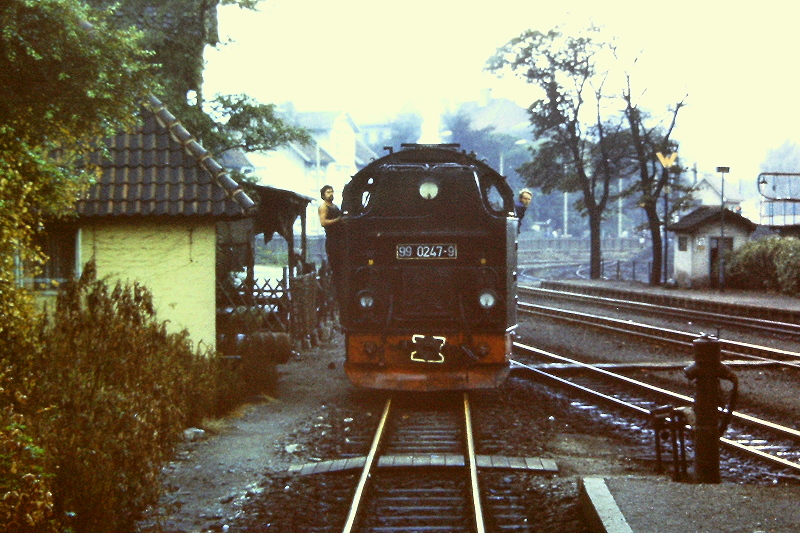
left=80, top=219, right=217, bottom=351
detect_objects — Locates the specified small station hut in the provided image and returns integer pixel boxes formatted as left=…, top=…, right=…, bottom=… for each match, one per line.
left=668, top=205, right=757, bottom=288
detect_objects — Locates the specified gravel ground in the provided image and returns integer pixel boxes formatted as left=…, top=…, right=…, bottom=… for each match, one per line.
left=141, top=285, right=800, bottom=532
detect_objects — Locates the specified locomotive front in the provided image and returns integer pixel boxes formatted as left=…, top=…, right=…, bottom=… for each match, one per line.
left=338, top=145, right=518, bottom=391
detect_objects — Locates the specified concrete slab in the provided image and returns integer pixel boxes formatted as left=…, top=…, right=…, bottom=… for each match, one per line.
left=584, top=476, right=800, bottom=533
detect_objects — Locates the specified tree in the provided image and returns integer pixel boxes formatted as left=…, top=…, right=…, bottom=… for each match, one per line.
left=0, top=0, right=155, bottom=281
left=761, top=140, right=800, bottom=172
left=373, top=111, right=424, bottom=154
left=1, top=1, right=157, bottom=529
left=621, top=74, right=687, bottom=284
left=487, top=27, right=623, bottom=278
left=442, top=107, right=529, bottom=187
left=86, top=0, right=310, bottom=156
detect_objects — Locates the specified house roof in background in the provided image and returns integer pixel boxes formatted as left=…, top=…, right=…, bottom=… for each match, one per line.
left=77, top=96, right=255, bottom=219
left=461, top=97, right=529, bottom=136
left=291, top=140, right=335, bottom=166
left=218, top=149, right=255, bottom=172
left=295, top=111, right=359, bottom=133
left=668, top=205, right=757, bottom=233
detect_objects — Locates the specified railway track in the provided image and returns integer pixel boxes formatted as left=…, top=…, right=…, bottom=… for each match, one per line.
left=511, top=342, right=800, bottom=477
left=339, top=393, right=546, bottom=533
left=517, top=300, right=800, bottom=369
left=521, top=285, right=800, bottom=337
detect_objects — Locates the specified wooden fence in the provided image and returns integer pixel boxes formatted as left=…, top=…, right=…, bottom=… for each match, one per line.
left=216, top=267, right=336, bottom=356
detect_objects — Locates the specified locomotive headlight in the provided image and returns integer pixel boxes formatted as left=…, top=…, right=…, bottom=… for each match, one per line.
left=478, top=290, right=498, bottom=310
left=357, top=290, right=375, bottom=309
left=419, top=179, right=439, bottom=200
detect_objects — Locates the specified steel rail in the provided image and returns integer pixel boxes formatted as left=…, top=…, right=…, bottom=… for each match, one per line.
left=342, top=396, right=392, bottom=533
left=463, top=393, right=485, bottom=533
left=514, top=342, right=800, bottom=440
left=520, top=285, right=800, bottom=337
left=510, top=359, right=652, bottom=416
left=513, top=343, right=800, bottom=473
left=720, top=437, right=800, bottom=472
left=518, top=302, right=800, bottom=369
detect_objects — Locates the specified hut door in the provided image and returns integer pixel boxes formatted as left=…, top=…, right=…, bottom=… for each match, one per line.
left=709, top=236, right=733, bottom=288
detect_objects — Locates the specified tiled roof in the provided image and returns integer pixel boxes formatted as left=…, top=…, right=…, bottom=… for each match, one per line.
left=77, top=96, right=255, bottom=219
left=668, top=205, right=757, bottom=233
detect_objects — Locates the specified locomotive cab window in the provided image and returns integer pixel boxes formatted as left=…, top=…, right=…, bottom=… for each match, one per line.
left=477, top=170, right=514, bottom=216
left=484, top=183, right=505, bottom=213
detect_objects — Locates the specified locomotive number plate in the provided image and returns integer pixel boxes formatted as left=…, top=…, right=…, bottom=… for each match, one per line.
left=396, top=243, right=457, bottom=259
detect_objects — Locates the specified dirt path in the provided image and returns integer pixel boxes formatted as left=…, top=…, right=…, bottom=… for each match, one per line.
left=144, top=335, right=348, bottom=532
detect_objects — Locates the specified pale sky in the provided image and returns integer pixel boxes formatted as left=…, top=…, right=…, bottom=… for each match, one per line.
left=204, top=0, right=800, bottom=201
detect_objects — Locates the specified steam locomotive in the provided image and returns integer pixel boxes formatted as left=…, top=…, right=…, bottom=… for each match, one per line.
left=336, top=144, right=518, bottom=391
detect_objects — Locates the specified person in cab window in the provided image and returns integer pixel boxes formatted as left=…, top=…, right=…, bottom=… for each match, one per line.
left=514, top=188, right=532, bottom=233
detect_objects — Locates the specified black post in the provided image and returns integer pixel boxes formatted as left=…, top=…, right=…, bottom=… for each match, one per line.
left=684, top=334, right=722, bottom=483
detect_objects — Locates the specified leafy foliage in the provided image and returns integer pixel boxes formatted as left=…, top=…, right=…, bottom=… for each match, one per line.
left=486, top=26, right=618, bottom=276
left=0, top=0, right=155, bottom=282
left=0, top=0, right=154, bottom=146
left=487, top=24, right=688, bottom=282
left=726, top=236, right=800, bottom=295
left=0, top=3, right=284, bottom=530
left=202, top=94, right=311, bottom=153
left=86, top=0, right=310, bottom=156
left=0, top=282, right=59, bottom=533
left=774, top=238, right=800, bottom=296
left=726, top=236, right=782, bottom=291
left=1, top=15, right=155, bottom=525
left=15, top=263, right=230, bottom=533
left=0, top=403, right=57, bottom=533
left=1, top=262, right=249, bottom=532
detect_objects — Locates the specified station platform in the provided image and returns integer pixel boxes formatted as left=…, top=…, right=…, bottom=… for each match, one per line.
left=581, top=475, right=800, bottom=533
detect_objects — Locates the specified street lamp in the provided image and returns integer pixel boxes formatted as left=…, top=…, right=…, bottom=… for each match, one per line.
left=618, top=177, right=624, bottom=237
left=656, top=152, right=679, bottom=283
left=663, top=177, right=670, bottom=284
left=716, top=166, right=729, bottom=291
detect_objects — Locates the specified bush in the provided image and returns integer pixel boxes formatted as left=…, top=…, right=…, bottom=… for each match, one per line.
left=0, top=281, right=60, bottom=533
left=0, top=401, right=58, bottom=533
left=0, top=261, right=256, bottom=532
left=24, top=263, right=202, bottom=532
left=775, top=238, right=800, bottom=296
left=727, top=236, right=800, bottom=296
left=17, top=262, right=238, bottom=532
left=726, top=236, right=782, bottom=291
